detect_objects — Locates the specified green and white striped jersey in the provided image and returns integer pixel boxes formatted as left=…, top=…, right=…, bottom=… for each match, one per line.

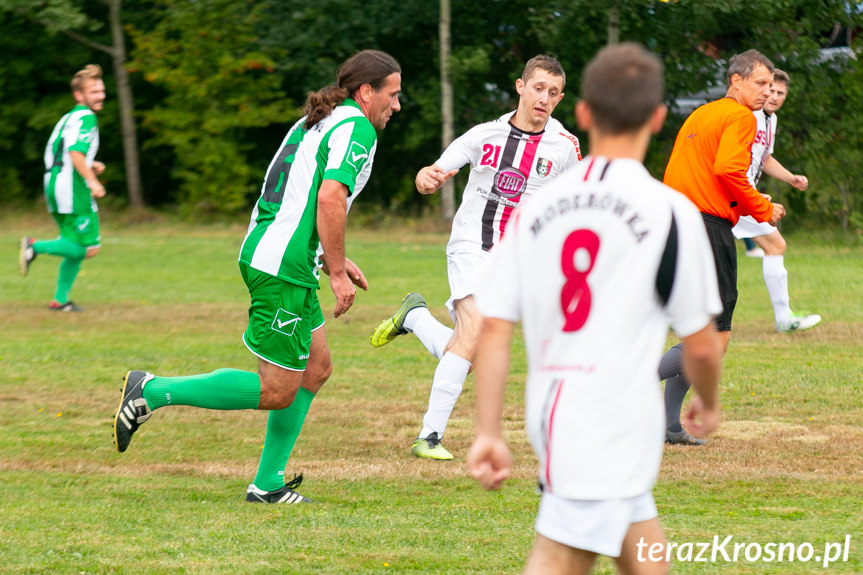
left=239, top=98, right=377, bottom=288
left=43, top=104, right=100, bottom=215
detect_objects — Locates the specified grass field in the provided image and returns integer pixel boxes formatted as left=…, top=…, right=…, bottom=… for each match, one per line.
left=1, top=211, right=861, bottom=574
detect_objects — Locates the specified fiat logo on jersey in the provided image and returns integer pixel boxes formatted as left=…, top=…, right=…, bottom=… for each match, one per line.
left=494, top=169, right=526, bottom=198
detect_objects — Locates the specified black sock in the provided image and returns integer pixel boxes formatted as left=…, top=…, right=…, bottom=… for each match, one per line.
left=659, top=344, right=689, bottom=432
left=664, top=375, right=691, bottom=433
left=658, top=343, right=683, bottom=380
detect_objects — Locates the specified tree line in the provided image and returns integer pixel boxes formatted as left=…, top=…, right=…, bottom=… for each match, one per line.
left=1, top=0, right=860, bottom=232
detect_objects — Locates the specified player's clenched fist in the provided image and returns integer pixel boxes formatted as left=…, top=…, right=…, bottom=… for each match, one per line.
left=467, top=434, right=512, bottom=490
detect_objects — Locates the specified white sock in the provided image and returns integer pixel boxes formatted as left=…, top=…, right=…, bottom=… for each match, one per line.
left=419, top=352, right=471, bottom=439
left=763, top=255, right=791, bottom=324
left=405, top=307, right=452, bottom=359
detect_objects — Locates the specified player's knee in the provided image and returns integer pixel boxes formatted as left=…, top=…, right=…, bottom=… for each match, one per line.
left=85, top=246, right=100, bottom=259
left=446, top=338, right=477, bottom=363
left=309, top=358, right=333, bottom=386
left=447, top=325, right=480, bottom=362
left=774, top=235, right=787, bottom=254
left=266, top=384, right=298, bottom=410
left=258, top=368, right=301, bottom=409
left=302, top=353, right=333, bottom=394
left=761, top=233, right=786, bottom=255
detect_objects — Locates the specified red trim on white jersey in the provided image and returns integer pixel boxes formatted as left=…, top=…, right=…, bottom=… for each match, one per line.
left=544, top=378, right=565, bottom=493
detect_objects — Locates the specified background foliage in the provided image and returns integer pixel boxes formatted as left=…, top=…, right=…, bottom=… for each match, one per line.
left=0, top=0, right=860, bottom=231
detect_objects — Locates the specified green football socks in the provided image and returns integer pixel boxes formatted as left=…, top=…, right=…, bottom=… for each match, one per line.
left=142, top=368, right=261, bottom=411
left=33, top=239, right=87, bottom=305
left=33, top=238, right=87, bottom=260
left=139, top=370, right=314, bottom=491
left=54, top=256, right=83, bottom=305
left=253, top=387, right=316, bottom=491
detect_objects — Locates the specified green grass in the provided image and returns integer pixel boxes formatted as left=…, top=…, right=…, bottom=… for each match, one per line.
left=0, top=211, right=861, bottom=574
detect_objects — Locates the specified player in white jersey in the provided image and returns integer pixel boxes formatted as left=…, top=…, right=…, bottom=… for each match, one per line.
left=112, top=51, right=402, bottom=504
left=19, top=64, right=107, bottom=312
left=441, top=111, right=582, bottom=255
left=468, top=43, right=722, bottom=575
left=732, top=70, right=820, bottom=333
left=370, top=55, right=582, bottom=460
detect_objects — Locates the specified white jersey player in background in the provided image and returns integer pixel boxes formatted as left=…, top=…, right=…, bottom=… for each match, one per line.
left=468, top=43, right=722, bottom=575
left=732, top=69, right=820, bottom=333
left=370, top=55, right=582, bottom=459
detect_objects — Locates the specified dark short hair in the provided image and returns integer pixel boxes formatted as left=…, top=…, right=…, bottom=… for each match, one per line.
left=773, top=68, right=790, bottom=86
left=580, top=42, right=664, bottom=135
left=522, top=55, right=566, bottom=89
left=726, top=49, right=774, bottom=85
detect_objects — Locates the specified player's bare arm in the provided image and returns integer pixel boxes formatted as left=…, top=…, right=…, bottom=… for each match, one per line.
left=763, top=155, right=808, bottom=190
left=317, top=179, right=354, bottom=318
left=415, top=164, right=459, bottom=195
left=92, top=160, right=106, bottom=176
left=679, top=322, right=722, bottom=438
left=71, top=151, right=105, bottom=199
left=467, top=316, right=514, bottom=491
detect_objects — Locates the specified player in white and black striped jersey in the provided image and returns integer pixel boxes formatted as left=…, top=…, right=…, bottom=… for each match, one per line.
left=370, top=55, right=582, bottom=460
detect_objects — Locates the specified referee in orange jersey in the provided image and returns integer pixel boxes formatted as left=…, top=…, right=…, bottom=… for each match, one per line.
left=660, top=49, right=786, bottom=446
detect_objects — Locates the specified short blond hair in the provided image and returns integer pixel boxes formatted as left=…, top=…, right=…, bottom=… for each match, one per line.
left=71, top=64, right=103, bottom=93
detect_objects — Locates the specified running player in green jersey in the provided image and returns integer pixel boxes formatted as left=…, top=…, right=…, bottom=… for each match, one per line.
left=19, top=64, right=107, bottom=312
left=112, top=50, right=402, bottom=504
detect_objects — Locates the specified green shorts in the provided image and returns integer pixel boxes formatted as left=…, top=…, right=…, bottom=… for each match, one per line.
left=53, top=212, right=101, bottom=247
left=239, top=261, right=324, bottom=371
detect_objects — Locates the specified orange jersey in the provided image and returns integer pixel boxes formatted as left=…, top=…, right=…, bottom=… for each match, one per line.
left=663, top=97, right=773, bottom=225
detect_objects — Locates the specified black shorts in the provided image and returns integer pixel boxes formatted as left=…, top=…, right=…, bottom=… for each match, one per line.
left=702, top=213, right=736, bottom=331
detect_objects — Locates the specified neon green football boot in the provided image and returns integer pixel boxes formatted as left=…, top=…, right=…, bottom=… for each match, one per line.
left=410, top=432, right=453, bottom=460
left=370, top=292, right=427, bottom=347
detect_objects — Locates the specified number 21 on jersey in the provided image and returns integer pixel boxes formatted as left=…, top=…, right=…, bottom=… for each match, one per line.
left=481, top=144, right=501, bottom=168
left=560, top=229, right=600, bottom=332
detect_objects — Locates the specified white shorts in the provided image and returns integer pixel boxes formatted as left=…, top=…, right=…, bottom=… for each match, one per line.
left=535, top=490, right=658, bottom=558
left=445, top=250, right=488, bottom=320
left=732, top=215, right=776, bottom=239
